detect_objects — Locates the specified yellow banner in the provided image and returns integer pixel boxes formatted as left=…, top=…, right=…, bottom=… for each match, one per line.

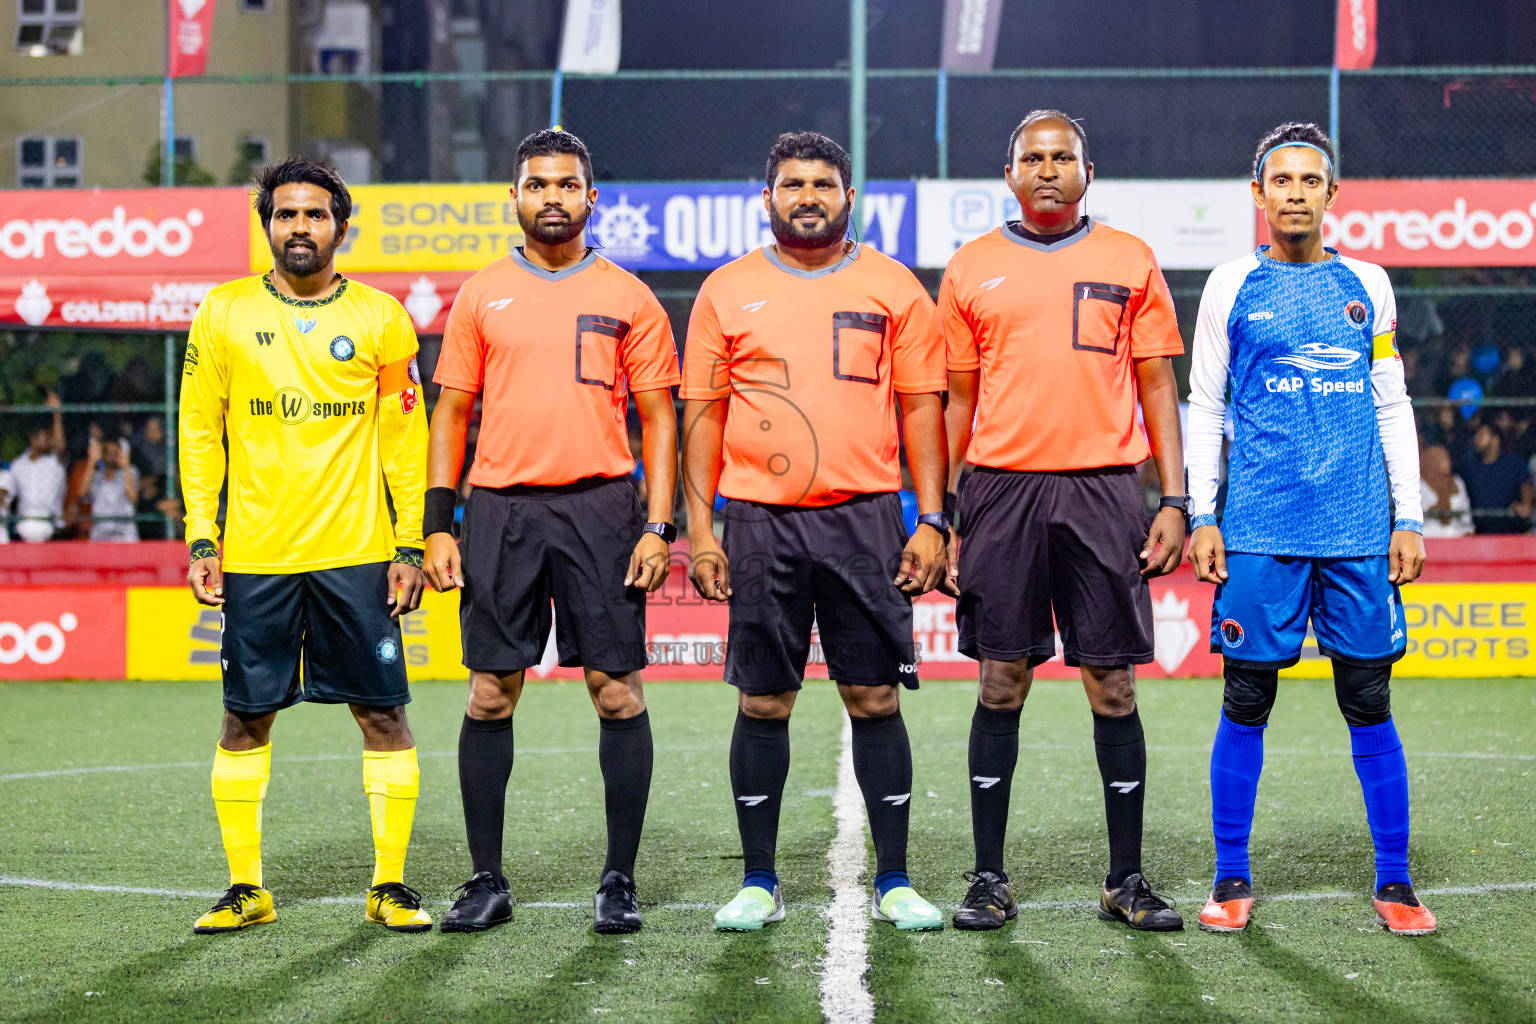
left=126, top=587, right=469, bottom=682
left=248, top=184, right=525, bottom=273
left=1282, top=583, right=1536, bottom=678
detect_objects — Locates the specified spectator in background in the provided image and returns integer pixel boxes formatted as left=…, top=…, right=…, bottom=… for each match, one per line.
left=0, top=464, right=12, bottom=544
left=134, top=472, right=181, bottom=540
left=131, top=416, right=169, bottom=478
left=1419, top=444, right=1472, bottom=538
left=85, top=437, right=139, bottom=542
left=1490, top=346, right=1536, bottom=399
left=1461, top=423, right=1533, bottom=534
left=11, top=395, right=67, bottom=542
left=63, top=421, right=106, bottom=537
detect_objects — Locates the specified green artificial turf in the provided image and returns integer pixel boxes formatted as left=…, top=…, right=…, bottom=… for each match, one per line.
left=0, top=677, right=1532, bottom=1023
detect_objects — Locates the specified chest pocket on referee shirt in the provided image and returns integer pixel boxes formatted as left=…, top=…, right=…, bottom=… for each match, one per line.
left=832, top=311, right=887, bottom=384
left=1071, top=282, right=1132, bottom=355
left=575, top=313, right=631, bottom=389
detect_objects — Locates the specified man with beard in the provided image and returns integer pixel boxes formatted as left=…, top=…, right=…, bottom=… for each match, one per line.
left=683, top=131, right=949, bottom=932
left=180, top=158, right=432, bottom=934
left=941, top=110, right=1188, bottom=931
left=424, top=130, right=680, bottom=934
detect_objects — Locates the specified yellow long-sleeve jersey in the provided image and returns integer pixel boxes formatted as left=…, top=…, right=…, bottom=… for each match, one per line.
left=179, top=273, right=428, bottom=574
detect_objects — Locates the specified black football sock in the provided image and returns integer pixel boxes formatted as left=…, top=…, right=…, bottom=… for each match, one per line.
left=729, top=710, right=791, bottom=876
left=459, top=714, right=514, bottom=879
left=1093, top=708, right=1147, bottom=888
left=850, top=708, right=913, bottom=880
left=969, top=701, right=1022, bottom=877
left=598, top=709, right=653, bottom=879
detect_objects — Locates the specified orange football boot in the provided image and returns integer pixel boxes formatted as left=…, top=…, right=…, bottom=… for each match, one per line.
left=1198, top=877, right=1253, bottom=933
left=1374, top=883, right=1436, bottom=935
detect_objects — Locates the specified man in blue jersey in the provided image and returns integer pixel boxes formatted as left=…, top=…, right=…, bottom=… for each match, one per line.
left=1186, top=123, right=1435, bottom=936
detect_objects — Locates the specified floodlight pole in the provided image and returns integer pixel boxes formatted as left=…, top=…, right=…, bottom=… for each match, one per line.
left=850, top=0, right=867, bottom=208
left=1329, top=63, right=1340, bottom=169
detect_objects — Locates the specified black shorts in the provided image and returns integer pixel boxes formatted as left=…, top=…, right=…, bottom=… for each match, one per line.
left=722, top=492, right=918, bottom=695
left=459, top=476, right=647, bottom=676
left=221, top=562, right=410, bottom=715
left=956, top=465, right=1154, bottom=669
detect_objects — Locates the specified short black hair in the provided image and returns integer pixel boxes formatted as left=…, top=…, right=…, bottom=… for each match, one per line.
left=252, top=158, right=352, bottom=232
left=515, top=129, right=594, bottom=188
left=1007, top=109, right=1089, bottom=166
left=1252, top=122, right=1335, bottom=185
left=765, top=131, right=852, bottom=190
left=28, top=416, right=52, bottom=438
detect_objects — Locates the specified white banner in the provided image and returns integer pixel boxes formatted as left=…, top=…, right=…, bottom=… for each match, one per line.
left=558, top=0, right=621, bottom=75
left=916, top=179, right=1256, bottom=270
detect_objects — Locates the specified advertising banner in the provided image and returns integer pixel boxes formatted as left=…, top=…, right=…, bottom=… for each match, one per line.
left=0, top=186, right=250, bottom=330
left=557, top=0, right=621, bottom=75
left=1334, top=0, right=1377, bottom=71
left=0, top=579, right=1527, bottom=682
left=1275, top=179, right=1536, bottom=267
left=0, top=588, right=125, bottom=680
left=916, top=179, right=1256, bottom=270
left=940, top=0, right=1005, bottom=72
left=168, top=0, right=218, bottom=78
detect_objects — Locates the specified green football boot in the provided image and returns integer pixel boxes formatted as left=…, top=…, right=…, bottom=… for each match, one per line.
left=872, top=885, right=943, bottom=931
left=714, top=884, right=785, bottom=931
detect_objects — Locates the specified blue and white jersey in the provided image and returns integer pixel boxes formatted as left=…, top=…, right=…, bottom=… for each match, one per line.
left=1186, top=247, right=1422, bottom=558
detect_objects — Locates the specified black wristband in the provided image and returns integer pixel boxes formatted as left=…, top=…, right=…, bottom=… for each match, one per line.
left=188, top=539, right=218, bottom=564
left=943, top=490, right=958, bottom=522
left=423, top=487, right=458, bottom=537
left=392, top=547, right=424, bottom=568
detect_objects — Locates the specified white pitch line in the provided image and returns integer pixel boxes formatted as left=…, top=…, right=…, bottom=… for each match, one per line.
left=819, top=714, right=874, bottom=1024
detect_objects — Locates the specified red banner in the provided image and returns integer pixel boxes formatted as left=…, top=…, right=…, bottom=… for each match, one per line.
left=168, top=0, right=217, bottom=78
left=1334, top=0, right=1377, bottom=70
left=0, top=588, right=126, bottom=680
left=1257, top=179, right=1536, bottom=267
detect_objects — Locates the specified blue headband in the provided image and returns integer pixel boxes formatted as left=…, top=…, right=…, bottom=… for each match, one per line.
left=1258, top=141, right=1333, bottom=179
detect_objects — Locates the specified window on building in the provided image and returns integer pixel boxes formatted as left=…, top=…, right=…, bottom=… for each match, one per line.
left=239, top=136, right=271, bottom=166
left=16, top=0, right=83, bottom=55
left=240, top=0, right=269, bottom=10
left=16, top=135, right=81, bottom=187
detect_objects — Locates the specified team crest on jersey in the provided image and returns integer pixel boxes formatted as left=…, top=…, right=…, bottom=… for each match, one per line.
left=1220, top=618, right=1245, bottom=647
left=1345, top=300, right=1368, bottom=325
left=294, top=313, right=317, bottom=334
left=375, top=637, right=399, bottom=664
left=329, top=335, right=355, bottom=361
left=406, top=357, right=421, bottom=386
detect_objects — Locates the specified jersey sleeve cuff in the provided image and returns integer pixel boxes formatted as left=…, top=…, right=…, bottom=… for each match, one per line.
left=431, top=374, right=481, bottom=394
left=1189, top=513, right=1218, bottom=530
left=629, top=375, right=682, bottom=392
left=946, top=358, right=981, bottom=372
left=893, top=379, right=949, bottom=395
left=1392, top=518, right=1423, bottom=534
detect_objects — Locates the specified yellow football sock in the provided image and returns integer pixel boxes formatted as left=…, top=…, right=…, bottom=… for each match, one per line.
left=211, top=743, right=270, bottom=888
left=363, top=748, right=419, bottom=886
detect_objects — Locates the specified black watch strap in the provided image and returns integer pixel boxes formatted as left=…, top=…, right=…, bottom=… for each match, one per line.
left=916, top=512, right=951, bottom=534
left=1159, top=495, right=1191, bottom=516
left=643, top=522, right=677, bottom=543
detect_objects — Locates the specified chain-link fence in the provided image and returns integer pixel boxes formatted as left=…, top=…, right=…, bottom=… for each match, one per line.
left=4, top=65, right=1536, bottom=539
left=5, top=66, right=1536, bottom=184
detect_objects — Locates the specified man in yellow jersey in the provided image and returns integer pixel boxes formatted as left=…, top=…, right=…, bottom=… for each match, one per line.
left=179, top=158, right=432, bottom=935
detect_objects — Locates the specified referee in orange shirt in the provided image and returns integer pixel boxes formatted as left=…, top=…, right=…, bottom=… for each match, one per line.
left=423, top=130, right=680, bottom=935
left=942, top=111, right=1189, bottom=931
left=683, top=132, right=950, bottom=932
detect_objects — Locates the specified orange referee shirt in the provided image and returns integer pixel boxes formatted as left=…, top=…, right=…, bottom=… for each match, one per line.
left=940, top=219, right=1184, bottom=471
left=682, top=243, right=945, bottom=507
left=435, top=248, right=680, bottom=488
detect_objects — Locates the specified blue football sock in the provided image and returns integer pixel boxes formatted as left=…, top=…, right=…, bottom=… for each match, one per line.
left=1349, top=718, right=1412, bottom=890
left=743, top=870, right=779, bottom=893
left=1210, top=712, right=1266, bottom=886
left=873, top=871, right=910, bottom=899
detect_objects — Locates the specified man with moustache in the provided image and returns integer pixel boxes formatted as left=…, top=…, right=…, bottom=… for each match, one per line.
left=941, top=110, right=1188, bottom=931
left=424, top=130, right=680, bottom=934
left=683, top=131, right=949, bottom=932
left=180, top=158, right=432, bottom=934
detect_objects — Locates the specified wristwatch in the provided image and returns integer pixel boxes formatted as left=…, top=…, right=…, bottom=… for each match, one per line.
left=643, top=522, right=678, bottom=543
left=916, top=511, right=952, bottom=535
left=1158, top=495, right=1191, bottom=520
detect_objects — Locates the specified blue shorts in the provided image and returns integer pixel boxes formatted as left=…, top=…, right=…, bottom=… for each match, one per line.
left=1210, top=553, right=1406, bottom=668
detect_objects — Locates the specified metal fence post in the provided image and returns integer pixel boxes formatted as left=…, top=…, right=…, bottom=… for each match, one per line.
left=849, top=0, right=866, bottom=203
left=164, top=332, right=179, bottom=536
left=936, top=69, right=948, bottom=179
